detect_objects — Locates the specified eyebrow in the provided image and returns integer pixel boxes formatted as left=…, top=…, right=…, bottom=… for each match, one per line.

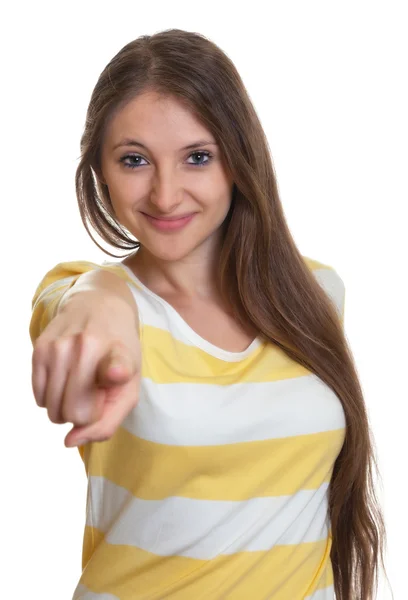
left=112, top=138, right=218, bottom=151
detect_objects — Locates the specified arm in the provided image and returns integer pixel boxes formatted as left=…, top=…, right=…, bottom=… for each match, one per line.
left=29, top=260, right=139, bottom=344
left=30, top=260, right=142, bottom=447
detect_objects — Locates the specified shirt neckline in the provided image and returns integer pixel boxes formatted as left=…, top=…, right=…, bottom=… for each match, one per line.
left=105, top=260, right=263, bottom=363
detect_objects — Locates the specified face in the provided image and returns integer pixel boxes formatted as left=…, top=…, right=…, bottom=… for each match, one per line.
left=100, top=91, right=234, bottom=263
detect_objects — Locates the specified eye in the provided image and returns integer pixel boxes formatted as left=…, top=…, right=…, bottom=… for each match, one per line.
left=119, top=155, right=148, bottom=169
left=186, top=151, right=213, bottom=166
left=119, top=150, right=214, bottom=170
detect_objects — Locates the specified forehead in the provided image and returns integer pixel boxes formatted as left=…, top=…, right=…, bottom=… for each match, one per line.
left=105, top=91, right=210, bottom=142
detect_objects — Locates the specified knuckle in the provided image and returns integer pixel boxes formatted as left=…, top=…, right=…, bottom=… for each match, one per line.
left=75, top=331, right=102, bottom=361
left=64, top=406, right=93, bottom=427
left=32, top=338, right=50, bottom=362
left=51, top=336, right=73, bottom=354
left=77, top=330, right=98, bottom=349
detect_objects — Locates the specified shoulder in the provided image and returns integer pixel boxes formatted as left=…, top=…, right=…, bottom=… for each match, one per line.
left=35, top=260, right=101, bottom=285
left=302, top=255, right=346, bottom=320
left=31, top=260, right=101, bottom=305
left=33, top=258, right=138, bottom=291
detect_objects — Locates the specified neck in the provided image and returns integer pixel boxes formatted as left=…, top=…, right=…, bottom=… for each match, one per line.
left=126, top=238, right=224, bottom=301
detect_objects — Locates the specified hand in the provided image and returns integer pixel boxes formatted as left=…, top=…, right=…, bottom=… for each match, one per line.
left=31, top=293, right=141, bottom=448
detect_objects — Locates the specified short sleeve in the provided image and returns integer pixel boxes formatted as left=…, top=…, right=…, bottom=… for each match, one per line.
left=29, top=259, right=140, bottom=344
left=304, top=256, right=346, bottom=329
left=325, top=267, right=345, bottom=327
left=29, top=260, right=101, bottom=344
left=315, top=266, right=345, bottom=328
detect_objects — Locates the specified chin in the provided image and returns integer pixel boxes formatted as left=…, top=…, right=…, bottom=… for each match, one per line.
left=140, top=239, right=198, bottom=262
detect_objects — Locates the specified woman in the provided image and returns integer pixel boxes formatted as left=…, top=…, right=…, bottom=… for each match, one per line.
left=30, top=29, right=390, bottom=600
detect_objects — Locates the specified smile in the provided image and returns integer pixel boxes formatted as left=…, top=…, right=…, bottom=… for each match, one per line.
left=142, top=212, right=196, bottom=232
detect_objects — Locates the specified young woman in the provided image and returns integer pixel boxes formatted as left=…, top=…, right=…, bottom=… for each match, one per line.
left=30, top=29, right=390, bottom=600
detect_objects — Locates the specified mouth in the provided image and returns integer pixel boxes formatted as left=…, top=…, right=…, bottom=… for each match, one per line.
left=141, top=212, right=197, bottom=232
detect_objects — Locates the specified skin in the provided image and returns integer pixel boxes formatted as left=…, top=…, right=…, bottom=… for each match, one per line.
left=99, top=90, right=235, bottom=301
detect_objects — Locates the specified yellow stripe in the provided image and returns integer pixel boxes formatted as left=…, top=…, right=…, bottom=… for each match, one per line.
left=304, top=257, right=332, bottom=271
left=79, top=526, right=333, bottom=599
left=303, top=529, right=334, bottom=597
left=31, top=261, right=99, bottom=308
left=82, top=524, right=105, bottom=570
left=81, top=426, right=345, bottom=501
left=30, top=281, right=77, bottom=343
left=141, top=325, right=313, bottom=383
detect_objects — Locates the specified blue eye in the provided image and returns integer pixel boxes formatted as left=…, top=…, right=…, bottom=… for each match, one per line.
left=120, top=155, right=147, bottom=169
left=187, top=151, right=213, bottom=166
left=120, top=150, right=214, bottom=170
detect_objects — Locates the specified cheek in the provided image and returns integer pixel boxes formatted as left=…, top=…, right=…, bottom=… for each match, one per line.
left=213, top=189, right=233, bottom=218
left=108, top=182, right=140, bottom=217
left=108, top=176, right=138, bottom=202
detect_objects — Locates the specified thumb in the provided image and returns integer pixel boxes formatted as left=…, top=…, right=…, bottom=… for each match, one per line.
left=97, top=345, right=135, bottom=386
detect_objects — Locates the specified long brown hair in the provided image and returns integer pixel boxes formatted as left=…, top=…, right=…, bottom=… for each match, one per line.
left=75, top=29, right=392, bottom=599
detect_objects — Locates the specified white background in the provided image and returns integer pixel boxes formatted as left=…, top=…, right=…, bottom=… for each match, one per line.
left=2, top=1, right=406, bottom=598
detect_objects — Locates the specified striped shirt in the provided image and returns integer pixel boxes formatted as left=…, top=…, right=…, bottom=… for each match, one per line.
left=30, top=256, right=346, bottom=600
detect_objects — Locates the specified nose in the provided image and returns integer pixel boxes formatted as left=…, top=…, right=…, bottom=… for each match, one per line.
left=149, top=168, right=182, bottom=214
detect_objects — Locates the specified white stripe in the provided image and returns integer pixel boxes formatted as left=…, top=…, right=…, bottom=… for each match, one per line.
left=32, top=275, right=77, bottom=310
left=120, top=274, right=199, bottom=350
left=86, top=476, right=330, bottom=559
left=126, top=279, right=186, bottom=339
left=314, top=267, right=345, bottom=318
left=101, top=261, right=168, bottom=332
left=129, top=278, right=258, bottom=360
left=305, top=584, right=335, bottom=599
left=72, top=583, right=119, bottom=599
left=121, top=373, right=346, bottom=447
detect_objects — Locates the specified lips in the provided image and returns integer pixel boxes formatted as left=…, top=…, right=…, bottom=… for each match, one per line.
left=142, top=212, right=196, bottom=232
left=143, top=213, right=195, bottom=221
